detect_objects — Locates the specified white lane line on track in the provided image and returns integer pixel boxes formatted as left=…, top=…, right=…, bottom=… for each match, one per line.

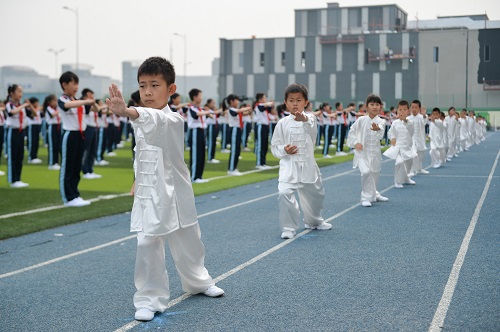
left=428, top=149, right=500, bottom=332
left=0, top=193, right=130, bottom=220
left=113, top=183, right=396, bottom=332
left=0, top=161, right=391, bottom=279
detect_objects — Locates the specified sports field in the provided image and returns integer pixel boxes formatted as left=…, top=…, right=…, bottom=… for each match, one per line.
left=0, top=132, right=498, bottom=331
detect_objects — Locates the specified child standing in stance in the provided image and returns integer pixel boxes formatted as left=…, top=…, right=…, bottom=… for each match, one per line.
left=383, top=100, right=417, bottom=188
left=106, top=57, right=223, bottom=322
left=271, top=83, right=332, bottom=239
left=347, top=94, right=389, bottom=207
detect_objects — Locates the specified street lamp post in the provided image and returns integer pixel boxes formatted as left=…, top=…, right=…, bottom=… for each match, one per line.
left=63, top=6, right=79, bottom=72
left=174, top=33, right=187, bottom=97
left=48, top=48, right=65, bottom=78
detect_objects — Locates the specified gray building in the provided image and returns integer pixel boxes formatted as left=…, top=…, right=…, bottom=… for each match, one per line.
left=219, top=2, right=500, bottom=112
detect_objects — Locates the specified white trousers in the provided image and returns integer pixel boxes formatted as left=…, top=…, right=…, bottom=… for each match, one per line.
left=410, top=150, right=426, bottom=173
left=439, top=147, right=446, bottom=164
left=429, top=148, right=441, bottom=166
left=278, top=177, right=325, bottom=232
left=395, top=156, right=412, bottom=184
left=447, top=139, right=456, bottom=158
left=133, top=224, right=214, bottom=312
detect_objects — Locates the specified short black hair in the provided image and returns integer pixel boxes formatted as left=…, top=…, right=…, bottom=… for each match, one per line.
left=432, top=107, right=441, bottom=113
left=59, top=71, right=79, bottom=89
left=284, top=83, right=308, bottom=100
left=189, top=88, right=202, bottom=101
left=398, top=100, right=409, bottom=108
left=348, top=102, right=355, bottom=108
left=137, top=56, right=175, bottom=85
left=81, top=88, right=94, bottom=98
left=335, top=102, right=342, bottom=109
left=411, top=99, right=421, bottom=108
left=365, top=93, right=382, bottom=105
left=29, top=97, right=39, bottom=104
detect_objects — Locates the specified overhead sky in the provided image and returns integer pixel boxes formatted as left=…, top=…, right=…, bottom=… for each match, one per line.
left=0, top=0, right=498, bottom=81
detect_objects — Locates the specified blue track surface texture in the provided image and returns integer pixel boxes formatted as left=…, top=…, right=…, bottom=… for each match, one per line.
left=1, top=133, right=499, bottom=332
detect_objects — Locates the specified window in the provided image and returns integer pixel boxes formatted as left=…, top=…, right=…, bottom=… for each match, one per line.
left=259, top=52, right=265, bottom=66
left=281, top=52, right=286, bottom=66
left=301, top=51, right=306, bottom=67
left=484, top=45, right=490, bottom=62
left=433, top=47, right=439, bottom=63
left=238, top=53, right=244, bottom=67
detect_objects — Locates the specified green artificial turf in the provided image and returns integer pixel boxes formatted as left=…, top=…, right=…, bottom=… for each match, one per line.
left=0, top=137, right=354, bottom=240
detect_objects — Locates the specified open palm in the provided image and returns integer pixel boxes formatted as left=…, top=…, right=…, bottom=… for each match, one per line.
left=106, top=83, right=127, bottom=117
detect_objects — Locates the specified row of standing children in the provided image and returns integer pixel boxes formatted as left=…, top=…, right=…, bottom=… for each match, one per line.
left=1, top=76, right=130, bottom=208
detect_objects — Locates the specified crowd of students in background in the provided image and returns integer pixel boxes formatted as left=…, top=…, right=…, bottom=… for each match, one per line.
left=1, top=80, right=489, bottom=199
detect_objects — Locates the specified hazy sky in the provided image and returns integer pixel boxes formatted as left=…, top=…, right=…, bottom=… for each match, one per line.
left=1, top=0, right=498, bottom=80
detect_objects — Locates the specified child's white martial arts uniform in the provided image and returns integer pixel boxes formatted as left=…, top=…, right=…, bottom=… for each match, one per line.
left=131, top=105, right=216, bottom=314
left=458, top=117, right=469, bottom=152
left=347, top=115, right=387, bottom=204
left=429, top=119, right=445, bottom=168
left=271, top=113, right=326, bottom=234
left=384, top=118, right=417, bottom=186
left=408, top=113, right=428, bottom=175
left=444, top=115, right=458, bottom=159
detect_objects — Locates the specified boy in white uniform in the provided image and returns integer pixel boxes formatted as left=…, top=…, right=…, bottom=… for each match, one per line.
left=408, top=100, right=429, bottom=176
left=445, top=107, right=458, bottom=159
left=384, top=100, right=417, bottom=188
left=106, top=57, right=224, bottom=322
left=271, top=83, right=332, bottom=239
left=428, top=108, right=445, bottom=168
left=458, top=109, right=469, bottom=152
left=347, top=94, right=389, bottom=207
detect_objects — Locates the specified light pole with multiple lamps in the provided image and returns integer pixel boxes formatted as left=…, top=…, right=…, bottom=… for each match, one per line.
left=62, top=6, right=79, bottom=72
left=48, top=48, right=65, bottom=78
left=173, top=33, right=187, bottom=97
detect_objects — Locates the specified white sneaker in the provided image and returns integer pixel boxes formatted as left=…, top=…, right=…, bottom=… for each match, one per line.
left=48, top=164, right=61, bottom=170
left=376, top=195, right=389, bottom=202
left=432, top=164, right=441, bottom=169
left=336, top=151, right=347, bottom=156
left=106, top=152, right=117, bottom=157
left=305, top=222, right=332, bottom=230
left=454, top=154, right=459, bottom=158
left=324, top=155, right=333, bottom=159
left=242, top=147, right=251, bottom=152
left=408, top=172, right=416, bottom=178
left=446, top=158, right=452, bottom=162
left=281, top=230, right=296, bottom=239
left=262, top=165, right=273, bottom=169
left=227, top=170, right=243, bottom=176
left=394, top=183, right=404, bottom=189
left=95, top=160, right=109, bottom=166
left=193, top=178, right=209, bottom=183
left=361, top=200, right=372, bottom=207
left=10, top=181, right=29, bottom=188
left=64, top=197, right=91, bottom=207
left=221, top=149, right=230, bottom=154
left=256, top=165, right=266, bottom=170
left=83, top=173, right=96, bottom=179
left=406, top=179, right=416, bottom=185
left=135, top=308, right=155, bottom=321
left=202, top=285, right=225, bottom=297
left=0, top=170, right=5, bottom=176
left=116, top=143, right=125, bottom=148
left=91, top=173, right=102, bottom=178
left=207, top=159, right=220, bottom=164
left=28, top=158, right=42, bottom=164
left=419, top=169, right=429, bottom=174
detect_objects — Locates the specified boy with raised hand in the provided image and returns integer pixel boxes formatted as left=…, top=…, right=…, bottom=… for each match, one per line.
left=106, top=56, right=223, bottom=322
left=347, top=94, right=389, bottom=207
left=383, top=100, right=417, bottom=189
left=271, top=83, right=332, bottom=239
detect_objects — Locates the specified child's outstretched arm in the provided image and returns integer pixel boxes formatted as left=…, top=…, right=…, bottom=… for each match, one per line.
left=106, top=84, right=139, bottom=120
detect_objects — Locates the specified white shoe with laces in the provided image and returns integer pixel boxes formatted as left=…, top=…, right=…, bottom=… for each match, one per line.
left=305, top=222, right=332, bottom=230
left=406, top=179, right=416, bottom=185
left=10, top=181, right=29, bottom=188
left=202, top=285, right=224, bottom=297
left=227, top=170, right=243, bottom=176
left=419, top=169, right=429, bottom=174
left=281, top=230, right=296, bottom=239
left=135, top=308, right=155, bottom=321
left=394, top=183, right=404, bottom=189
left=376, top=195, right=389, bottom=202
left=361, top=200, right=372, bottom=207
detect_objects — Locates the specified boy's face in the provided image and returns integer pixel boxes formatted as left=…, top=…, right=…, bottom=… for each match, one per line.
left=397, top=105, right=409, bottom=119
left=138, top=74, right=175, bottom=110
left=284, top=92, right=307, bottom=116
left=62, top=81, right=79, bottom=97
left=193, top=92, right=203, bottom=105
left=410, top=102, right=420, bottom=116
left=366, top=102, right=381, bottom=118
left=432, top=111, right=440, bottom=119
